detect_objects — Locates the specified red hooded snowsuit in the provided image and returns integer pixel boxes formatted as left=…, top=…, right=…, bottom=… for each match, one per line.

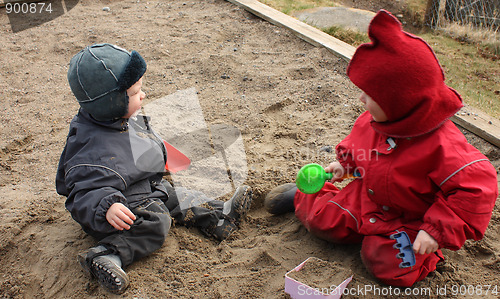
left=294, top=112, right=498, bottom=286
left=294, top=10, right=498, bottom=287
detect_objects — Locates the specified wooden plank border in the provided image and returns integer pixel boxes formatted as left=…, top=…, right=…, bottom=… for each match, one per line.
left=226, top=0, right=500, bottom=147
left=226, top=0, right=355, bottom=61
left=451, top=105, right=500, bottom=148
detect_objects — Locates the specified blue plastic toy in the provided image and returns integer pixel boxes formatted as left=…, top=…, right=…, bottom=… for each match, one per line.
left=390, top=231, right=416, bottom=268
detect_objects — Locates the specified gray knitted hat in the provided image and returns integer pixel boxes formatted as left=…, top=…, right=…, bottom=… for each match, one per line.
left=67, top=43, right=147, bottom=121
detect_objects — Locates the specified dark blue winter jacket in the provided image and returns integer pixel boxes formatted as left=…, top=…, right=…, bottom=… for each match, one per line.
left=56, top=109, right=168, bottom=233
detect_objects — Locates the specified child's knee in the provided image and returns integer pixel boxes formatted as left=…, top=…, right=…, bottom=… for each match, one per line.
left=136, top=200, right=172, bottom=239
left=305, top=214, right=363, bottom=244
left=295, top=197, right=362, bottom=243
left=361, top=234, right=441, bottom=287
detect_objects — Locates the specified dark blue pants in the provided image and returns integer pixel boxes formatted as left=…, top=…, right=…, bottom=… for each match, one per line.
left=83, top=180, right=224, bottom=267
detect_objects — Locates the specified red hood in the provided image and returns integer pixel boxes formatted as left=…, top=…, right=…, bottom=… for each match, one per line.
left=347, top=10, right=463, bottom=138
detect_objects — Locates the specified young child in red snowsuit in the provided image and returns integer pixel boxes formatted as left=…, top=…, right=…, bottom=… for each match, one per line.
left=265, top=10, right=498, bottom=287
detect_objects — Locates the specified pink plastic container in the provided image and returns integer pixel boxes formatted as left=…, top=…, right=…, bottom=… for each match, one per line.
left=285, top=257, right=353, bottom=299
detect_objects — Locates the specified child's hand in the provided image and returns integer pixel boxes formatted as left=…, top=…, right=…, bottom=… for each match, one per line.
left=413, top=230, right=438, bottom=255
left=324, top=161, right=346, bottom=182
left=106, top=203, right=136, bottom=231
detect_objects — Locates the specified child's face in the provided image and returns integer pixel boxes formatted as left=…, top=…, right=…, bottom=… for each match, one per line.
left=359, top=92, right=388, bottom=122
left=124, top=77, right=146, bottom=118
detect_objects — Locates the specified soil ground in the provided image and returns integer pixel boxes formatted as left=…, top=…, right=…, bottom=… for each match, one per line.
left=0, top=0, right=499, bottom=298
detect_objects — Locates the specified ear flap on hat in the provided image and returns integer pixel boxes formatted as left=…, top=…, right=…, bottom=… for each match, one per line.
left=367, top=10, right=405, bottom=49
left=117, top=50, right=147, bottom=91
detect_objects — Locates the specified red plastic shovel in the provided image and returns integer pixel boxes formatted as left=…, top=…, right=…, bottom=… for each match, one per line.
left=163, top=140, right=191, bottom=173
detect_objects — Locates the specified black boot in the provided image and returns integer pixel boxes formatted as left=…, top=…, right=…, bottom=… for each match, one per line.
left=77, top=245, right=129, bottom=294
left=222, top=185, right=253, bottom=226
left=264, top=183, right=297, bottom=215
left=209, top=220, right=238, bottom=241
left=204, top=185, right=253, bottom=241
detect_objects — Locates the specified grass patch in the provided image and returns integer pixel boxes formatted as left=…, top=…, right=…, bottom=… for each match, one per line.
left=423, top=33, right=500, bottom=118
left=322, top=26, right=370, bottom=47
left=259, top=0, right=338, bottom=14
left=404, top=0, right=428, bottom=26
left=437, top=23, right=500, bottom=56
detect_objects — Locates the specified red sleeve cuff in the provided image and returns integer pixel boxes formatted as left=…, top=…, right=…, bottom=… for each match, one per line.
left=419, top=222, right=445, bottom=249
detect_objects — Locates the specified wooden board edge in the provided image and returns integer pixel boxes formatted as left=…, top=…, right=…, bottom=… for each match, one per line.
left=226, top=0, right=355, bottom=61
left=451, top=105, right=500, bottom=147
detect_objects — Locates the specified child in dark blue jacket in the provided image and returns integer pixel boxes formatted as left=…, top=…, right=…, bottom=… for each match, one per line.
left=56, top=43, right=252, bottom=294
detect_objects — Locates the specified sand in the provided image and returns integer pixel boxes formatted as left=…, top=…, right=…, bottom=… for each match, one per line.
left=1, top=0, right=499, bottom=298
